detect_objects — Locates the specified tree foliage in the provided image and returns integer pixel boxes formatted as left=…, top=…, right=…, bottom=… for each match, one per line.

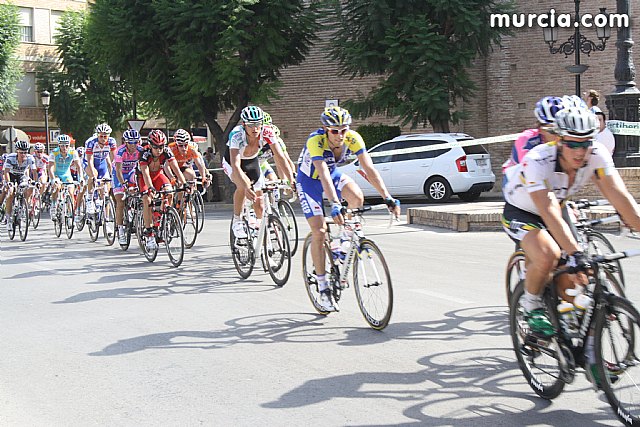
left=0, top=4, right=23, bottom=116
left=36, top=11, right=131, bottom=144
left=355, top=123, right=400, bottom=149
left=87, top=0, right=324, bottom=154
left=331, top=0, right=516, bottom=132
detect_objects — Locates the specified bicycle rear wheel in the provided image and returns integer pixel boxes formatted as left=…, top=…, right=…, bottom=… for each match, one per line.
left=164, top=207, right=185, bottom=267
left=264, top=214, right=291, bottom=286
left=505, top=249, right=526, bottom=305
left=277, top=200, right=298, bottom=257
left=103, top=197, right=116, bottom=246
left=509, top=280, right=565, bottom=400
left=352, top=238, right=393, bottom=330
left=301, top=233, right=338, bottom=315
left=594, top=295, right=640, bottom=426
left=64, top=193, right=75, bottom=239
left=181, top=198, right=198, bottom=249
left=229, top=218, right=254, bottom=279
left=18, top=196, right=29, bottom=242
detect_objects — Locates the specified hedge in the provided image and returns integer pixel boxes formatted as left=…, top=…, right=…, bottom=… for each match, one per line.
left=355, top=123, right=401, bottom=149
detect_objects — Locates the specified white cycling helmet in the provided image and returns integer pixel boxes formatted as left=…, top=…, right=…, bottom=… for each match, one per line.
left=15, top=139, right=30, bottom=151
left=95, top=123, right=112, bottom=134
left=34, top=142, right=46, bottom=152
left=561, top=95, right=588, bottom=110
left=554, top=107, right=599, bottom=139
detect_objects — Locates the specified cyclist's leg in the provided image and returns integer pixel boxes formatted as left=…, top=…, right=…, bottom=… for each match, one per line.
left=336, top=171, right=363, bottom=209
left=503, top=203, right=558, bottom=336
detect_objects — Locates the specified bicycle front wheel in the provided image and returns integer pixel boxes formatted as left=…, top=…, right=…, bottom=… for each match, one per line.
left=18, top=196, right=29, bottom=242
left=64, top=193, right=75, bottom=239
left=164, top=206, right=185, bottom=267
left=277, top=200, right=299, bottom=257
left=594, top=295, right=640, bottom=426
left=103, top=197, right=116, bottom=246
left=53, top=203, right=63, bottom=238
left=194, top=191, right=205, bottom=233
left=264, top=214, right=291, bottom=287
left=587, top=231, right=624, bottom=288
left=31, top=192, right=41, bottom=229
left=181, top=198, right=198, bottom=249
left=230, top=218, right=254, bottom=279
left=75, top=197, right=86, bottom=232
left=505, top=249, right=526, bottom=305
left=352, top=238, right=393, bottom=330
left=509, top=280, right=565, bottom=400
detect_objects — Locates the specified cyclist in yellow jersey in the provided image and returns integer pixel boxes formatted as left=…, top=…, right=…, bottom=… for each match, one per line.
left=296, top=106, right=400, bottom=311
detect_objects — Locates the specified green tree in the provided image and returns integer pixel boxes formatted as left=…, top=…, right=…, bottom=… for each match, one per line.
left=87, top=0, right=323, bottom=154
left=331, top=0, right=515, bottom=132
left=37, top=11, right=131, bottom=143
left=0, top=4, right=23, bottom=116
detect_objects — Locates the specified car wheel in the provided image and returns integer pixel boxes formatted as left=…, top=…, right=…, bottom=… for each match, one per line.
left=458, top=190, right=481, bottom=202
left=424, top=177, right=452, bottom=202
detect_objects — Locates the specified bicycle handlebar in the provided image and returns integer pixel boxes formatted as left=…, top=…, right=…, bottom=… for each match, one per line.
left=573, top=199, right=610, bottom=209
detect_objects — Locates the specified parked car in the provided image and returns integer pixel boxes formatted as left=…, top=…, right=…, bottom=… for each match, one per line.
left=338, top=133, right=495, bottom=202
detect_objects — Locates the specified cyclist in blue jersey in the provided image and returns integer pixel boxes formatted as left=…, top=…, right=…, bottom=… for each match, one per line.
left=48, top=134, right=83, bottom=218
left=84, top=123, right=117, bottom=214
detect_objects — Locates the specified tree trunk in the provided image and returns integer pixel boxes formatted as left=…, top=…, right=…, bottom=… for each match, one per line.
left=431, top=120, right=450, bottom=133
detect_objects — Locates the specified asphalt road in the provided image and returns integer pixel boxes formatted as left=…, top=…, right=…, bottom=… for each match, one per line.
left=1, top=203, right=639, bottom=426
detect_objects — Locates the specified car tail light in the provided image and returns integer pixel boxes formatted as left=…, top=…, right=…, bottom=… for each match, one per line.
left=456, top=155, right=468, bottom=172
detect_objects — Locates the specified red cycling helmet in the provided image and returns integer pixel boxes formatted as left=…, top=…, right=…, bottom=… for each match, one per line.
left=148, top=129, right=167, bottom=147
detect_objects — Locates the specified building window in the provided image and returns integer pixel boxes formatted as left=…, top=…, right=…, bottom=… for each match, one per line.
left=16, top=73, right=36, bottom=107
left=51, top=10, right=64, bottom=43
left=19, top=7, right=33, bottom=43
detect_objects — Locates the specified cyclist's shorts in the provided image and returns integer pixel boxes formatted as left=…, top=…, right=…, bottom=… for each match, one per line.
left=137, top=170, right=171, bottom=194
left=222, top=155, right=264, bottom=191
left=296, top=167, right=353, bottom=219
left=94, top=161, right=111, bottom=180
left=261, top=161, right=275, bottom=178
left=54, top=172, right=74, bottom=184
left=113, top=169, right=136, bottom=195
left=502, top=202, right=546, bottom=242
left=8, top=174, right=28, bottom=186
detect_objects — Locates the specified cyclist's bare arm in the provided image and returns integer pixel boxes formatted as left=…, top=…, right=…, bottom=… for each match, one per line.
left=140, top=164, right=154, bottom=191
left=271, top=143, right=294, bottom=184
left=530, top=189, right=581, bottom=254
left=168, top=159, right=186, bottom=186
left=595, top=173, right=640, bottom=231
left=357, top=151, right=392, bottom=200
left=116, top=162, right=125, bottom=185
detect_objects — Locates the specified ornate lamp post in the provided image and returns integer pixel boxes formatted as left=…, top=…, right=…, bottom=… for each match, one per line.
left=40, top=90, right=51, bottom=153
left=543, top=3, right=611, bottom=96
left=605, top=0, right=640, bottom=166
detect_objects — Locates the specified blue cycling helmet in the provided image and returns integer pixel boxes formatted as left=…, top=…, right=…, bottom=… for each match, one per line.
left=123, top=128, right=141, bottom=143
left=321, top=106, right=352, bottom=127
left=241, top=106, right=264, bottom=123
left=534, top=97, right=564, bottom=125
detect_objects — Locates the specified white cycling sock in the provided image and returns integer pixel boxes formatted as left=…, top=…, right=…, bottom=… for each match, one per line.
left=317, top=274, right=328, bottom=292
left=522, top=290, right=543, bottom=312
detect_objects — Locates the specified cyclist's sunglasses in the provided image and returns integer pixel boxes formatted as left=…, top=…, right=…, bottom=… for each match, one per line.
left=177, top=143, right=189, bottom=147
left=35, top=149, right=44, bottom=153
left=151, top=144, right=164, bottom=149
left=244, top=122, right=262, bottom=128
left=125, top=139, right=139, bottom=144
left=328, top=127, right=348, bottom=135
left=17, top=150, right=27, bottom=154
left=563, top=139, right=593, bottom=149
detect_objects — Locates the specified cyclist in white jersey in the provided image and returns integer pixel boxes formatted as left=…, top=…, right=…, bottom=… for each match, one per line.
left=223, top=106, right=294, bottom=238
left=3, top=138, right=37, bottom=232
left=501, top=107, right=640, bottom=378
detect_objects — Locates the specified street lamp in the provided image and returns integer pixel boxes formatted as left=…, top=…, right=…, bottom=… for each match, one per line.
left=543, top=3, right=611, bottom=96
left=41, top=90, right=50, bottom=153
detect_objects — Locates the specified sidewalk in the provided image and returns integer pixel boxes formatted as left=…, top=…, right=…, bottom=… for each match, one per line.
left=406, top=197, right=617, bottom=232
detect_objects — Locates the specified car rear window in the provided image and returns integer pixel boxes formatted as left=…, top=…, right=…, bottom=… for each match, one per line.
left=460, top=139, right=488, bottom=155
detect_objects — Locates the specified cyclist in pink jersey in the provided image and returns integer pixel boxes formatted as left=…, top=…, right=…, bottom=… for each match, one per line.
left=114, top=129, right=144, bottom=245
left=502, top=96, right=565, bottom=172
